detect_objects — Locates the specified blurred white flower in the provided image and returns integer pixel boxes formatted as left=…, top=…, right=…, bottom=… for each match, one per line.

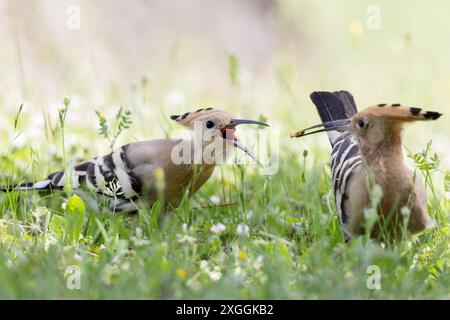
left=246, top=210, right=254, bottom=219
left=121, top=261, right=130, bottom=271
left=292, top=222, right=303, bottom=232
left=135, top=227, right=143, bottom=238
left=236, top=223, right=249, bottom=236
left=210, top=223, right=226, bottom=234
left=209, top=195, right=220, bottom=204
left=32, top=207, right=50, bottom=218
left=208, top=271, right=222, bottom=282
left=44, top=235, right=58, bottom=251
left=252, top=255, right=264, bottom=271
left=445, top=192, right=450, bottom=200
left=178, top=234, right=196, bottom=244
left=200, top=260, right=209, bottom=270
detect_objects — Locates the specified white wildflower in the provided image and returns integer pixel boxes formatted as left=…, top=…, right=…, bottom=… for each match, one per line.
left=208, top=271, right=222, bottom=282
left=210, top=223, right=226, bottom=235
left=121, top=261, right=130, bottom=271
left=178, top=234, right=196, bottom=244
left=135, top=227, right=143, bottom=238
left=209, top=195, right=221, bottom=204
left=292, top=222, right=303, bottom=232
left=252, top=255, right=264, bottom=271
left=200, top=260, right=209, bottom=270
left=236, top=223, right=249, bottom=236
left=32, top=207, right=50, bottom=218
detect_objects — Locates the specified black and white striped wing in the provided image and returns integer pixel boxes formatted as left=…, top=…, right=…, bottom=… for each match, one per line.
left=331, top=132, right=363, bottom=240
left=46, top=144, right=148, bottom=212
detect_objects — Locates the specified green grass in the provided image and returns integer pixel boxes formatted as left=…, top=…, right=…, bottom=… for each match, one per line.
left=0, top=126, right=448, bottom=298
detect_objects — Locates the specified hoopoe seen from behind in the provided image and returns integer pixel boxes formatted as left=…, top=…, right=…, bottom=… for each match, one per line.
left=292, top=91, right=442, bottom=241
left=1, top=108, right=268, bottom=213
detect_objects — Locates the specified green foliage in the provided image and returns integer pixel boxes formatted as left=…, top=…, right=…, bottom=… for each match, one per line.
left=0, top=142, right=448, bottom=299
left=65, top=195, right=85, bottom=244
left=58, top=97, right=70, bottom=129
left=227, top=53, right=239, bottom=87
left=49, top=215, right=66, bottom=240
left=408, top=141, right=440, bottom=172
left=13, top=103, right=23, bottom=131
left=95, top=107, right=133, bottom=151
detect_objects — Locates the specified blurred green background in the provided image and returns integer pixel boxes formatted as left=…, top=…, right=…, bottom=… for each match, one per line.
left=0, top=0, right=448, bottom=169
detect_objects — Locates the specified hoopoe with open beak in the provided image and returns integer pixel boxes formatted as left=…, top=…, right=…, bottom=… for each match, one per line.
left=292, top=91, right=442, bottom=241
left=1, top=108, right=268, bottom=213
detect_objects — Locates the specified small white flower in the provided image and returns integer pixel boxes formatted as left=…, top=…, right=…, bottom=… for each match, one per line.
left=252, top=255, right=264, bottom=271
left=121, top=261, right=130, bottom=271
left=32, top=207, right=50, bottom=218
left=292, top=222, right=303, bottom=232
left=209, top=195, right=221, bottom=204
left=246, top=210, right=254, bottom=219
left=445, top=192, right=450, bottom=201
left=44, top=235, right=58, bottom=250
left=61, top=202, right=67, bottom=210
left=178, top=234, right=196, bottom=244
left=234, top=266, right=242, bottom=275
left=210, top=223, right=226, bottom=234
left=200, top=260, right=209, bottom=270
left=208, top=271, right=222, bottom=282
left=135, top=227, right=143, bottom=238
left=236, top=223, right=249, bottom=236
left=29, top=223, right=42, bottom=233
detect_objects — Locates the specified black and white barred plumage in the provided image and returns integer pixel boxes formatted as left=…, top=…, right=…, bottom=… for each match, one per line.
left=310, top=91, right=362, bottom=240
left=4, top=140, right=187, bottom=213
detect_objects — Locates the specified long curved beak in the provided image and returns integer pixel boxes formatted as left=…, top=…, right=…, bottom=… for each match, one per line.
left=233, top=138, right=261, bottom=165
left=229, top=119, right=269, bottom=127
left=291, top=119, right=352, bottom=138
left=223, top=118, right=268, bottom=165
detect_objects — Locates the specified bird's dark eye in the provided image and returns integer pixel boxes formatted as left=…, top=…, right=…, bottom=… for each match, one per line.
left=358, top=119, right=366, bottom=129
left=205, top=120, right=215, bottom=129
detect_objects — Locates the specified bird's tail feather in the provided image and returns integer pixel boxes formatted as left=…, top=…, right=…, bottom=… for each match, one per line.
left=310, top=90, right=358, bottom=145
left=0, top=179, right=54, bottom=192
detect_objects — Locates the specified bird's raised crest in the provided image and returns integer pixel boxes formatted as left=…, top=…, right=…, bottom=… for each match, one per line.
left=170, top=107, right=227, bottom=127
left=357, top=105, right=443, bottom=122
left=292, top=104, right=443, bottom=138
